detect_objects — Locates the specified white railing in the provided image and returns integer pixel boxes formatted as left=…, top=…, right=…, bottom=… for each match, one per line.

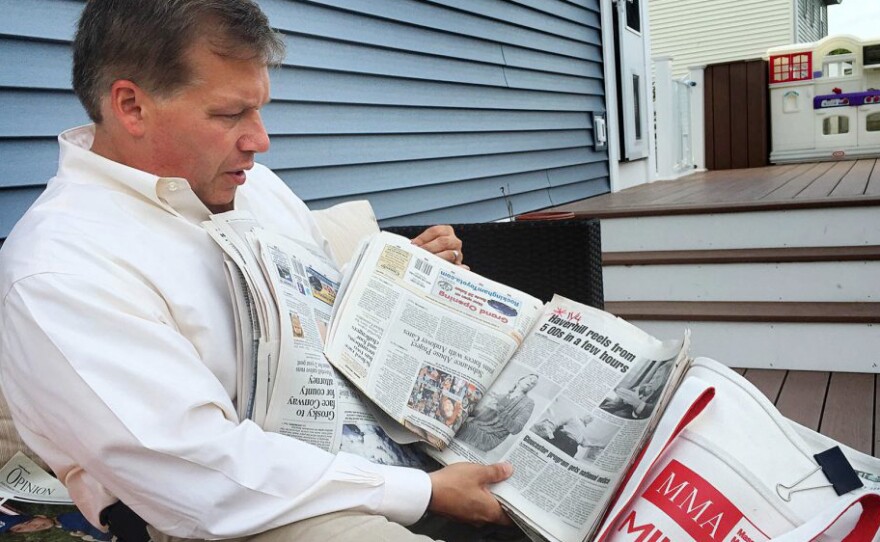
left=653, top=57, right=705, bottom=180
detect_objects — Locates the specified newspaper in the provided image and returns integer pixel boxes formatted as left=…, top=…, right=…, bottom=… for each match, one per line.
left=203, top=220, right=694, bottom=534
left=204, top=216, right=426, bottom=467
left=430, top=296, right=690, bottom=542
left=324, top=232, right=545, bottom=449
left=0, top=452, right=72, bottom=505
left=203, top=211, right=281, bottom=425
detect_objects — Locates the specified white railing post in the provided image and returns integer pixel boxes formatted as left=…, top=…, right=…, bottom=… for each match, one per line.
left=687, top=65, right=706, bottom=171
left=653, top=56, right=675, bottom=180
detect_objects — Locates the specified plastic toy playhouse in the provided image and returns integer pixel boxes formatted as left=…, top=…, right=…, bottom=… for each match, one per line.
left=768, top=35, right=880, bottom=163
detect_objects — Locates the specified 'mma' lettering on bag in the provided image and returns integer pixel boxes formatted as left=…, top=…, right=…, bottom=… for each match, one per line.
left=617, top=460, right=768, bottom=542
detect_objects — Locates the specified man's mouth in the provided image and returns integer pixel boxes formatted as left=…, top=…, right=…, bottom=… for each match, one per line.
left=227, top=170, right=247, bottom=185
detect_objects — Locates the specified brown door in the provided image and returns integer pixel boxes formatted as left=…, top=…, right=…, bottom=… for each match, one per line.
left=705, top=60, right=770, bottom=170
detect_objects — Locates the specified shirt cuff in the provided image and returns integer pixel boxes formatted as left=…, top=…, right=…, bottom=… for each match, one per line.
left=374, top=464, right=432, bottom=526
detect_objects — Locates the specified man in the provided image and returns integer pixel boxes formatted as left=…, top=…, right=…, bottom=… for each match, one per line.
left=0, top=1, right=512, bottom=540
left=600, top=361, right=672, bottom=419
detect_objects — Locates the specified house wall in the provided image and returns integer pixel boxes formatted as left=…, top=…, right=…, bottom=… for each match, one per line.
left=795, top=0, right=829, bottom=44
left=649, top=0, right=794, bottom=76
left=0, top=0, right=610, bottom=241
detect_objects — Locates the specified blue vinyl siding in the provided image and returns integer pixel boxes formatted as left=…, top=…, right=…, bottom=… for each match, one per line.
left=0, top=0, right=608, bottom=239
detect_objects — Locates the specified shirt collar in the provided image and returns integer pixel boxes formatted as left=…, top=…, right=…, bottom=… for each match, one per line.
left=57, top=124, right=213, bottom=223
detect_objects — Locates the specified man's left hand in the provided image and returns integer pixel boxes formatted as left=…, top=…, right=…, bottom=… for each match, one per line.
left=411, top=225, right=466, bottom=268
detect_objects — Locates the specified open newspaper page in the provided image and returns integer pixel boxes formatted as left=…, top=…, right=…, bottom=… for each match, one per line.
left=255, top=230, right=426, bottom=467
left=430, top=296, right=689, bottom=542
left=324, top=231, right=545, bottom=449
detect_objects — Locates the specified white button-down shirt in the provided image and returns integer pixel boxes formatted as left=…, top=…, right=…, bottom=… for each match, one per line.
left=0, top=125, right=431, bottom=539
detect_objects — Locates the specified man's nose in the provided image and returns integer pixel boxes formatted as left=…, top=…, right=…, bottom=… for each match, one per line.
left=239, top=111, right=270, bottom=154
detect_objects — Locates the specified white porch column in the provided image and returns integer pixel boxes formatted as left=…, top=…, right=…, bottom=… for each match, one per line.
left=653, top=56, right=675, bottom=180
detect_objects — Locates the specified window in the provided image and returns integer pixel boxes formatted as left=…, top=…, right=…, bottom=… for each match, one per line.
left=823, top=115, right=850, bottom=135
left=824, top=49, right=855, bottom=78
left=868, top=112, right=880, bottom=132
left=809, top=1, right=815, bottom=25
left=820, top=7, right=827, bottom=35
left=626, top=0, right=641, bottom=33
left=770, top=52, right=812, bottom=83
left=633, top=74, right=642, bottom=140
left=783, top=91, right=800, bottom=113
left=799, top=0, right=807, bottom=19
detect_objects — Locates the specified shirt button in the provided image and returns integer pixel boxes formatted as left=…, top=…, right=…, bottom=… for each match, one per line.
left=167, top=181, right=179, bottom=191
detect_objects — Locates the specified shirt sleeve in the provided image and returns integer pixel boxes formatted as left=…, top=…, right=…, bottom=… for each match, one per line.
left=0, top=272, right=431, bottom=539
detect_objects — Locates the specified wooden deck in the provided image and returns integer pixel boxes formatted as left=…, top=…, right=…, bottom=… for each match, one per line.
left=550, top=159, right=880, bottom=218
left=736, top=368, right=877, bottom=457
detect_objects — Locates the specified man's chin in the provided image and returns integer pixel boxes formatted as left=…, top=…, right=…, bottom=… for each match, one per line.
left=206, top=197, right=236, bottom=214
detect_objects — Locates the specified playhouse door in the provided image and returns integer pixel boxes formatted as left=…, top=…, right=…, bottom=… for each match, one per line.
left=859, top=103, right=880, bottom=147
left=614, top=0, right=648, bottom=161
left=814, top=108, right=858, bottom=150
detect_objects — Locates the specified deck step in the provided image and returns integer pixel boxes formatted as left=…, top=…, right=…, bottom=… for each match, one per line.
left=603, top=245, right=880, bottom=266
left=558, top=195, right=880, bottom=219
left=600, top=206, right=880, bottom=252
left=605, top=301, right=880, bottom=323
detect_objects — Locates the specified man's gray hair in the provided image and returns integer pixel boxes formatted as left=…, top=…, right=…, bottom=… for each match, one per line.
left=72, top=0, right=286, bottom=123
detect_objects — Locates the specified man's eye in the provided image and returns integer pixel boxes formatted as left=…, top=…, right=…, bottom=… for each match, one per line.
left=217, top=112, right=243, bottom=120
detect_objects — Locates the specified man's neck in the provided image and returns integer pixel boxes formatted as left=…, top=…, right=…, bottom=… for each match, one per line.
left=89, top=125, right=127, bottom=166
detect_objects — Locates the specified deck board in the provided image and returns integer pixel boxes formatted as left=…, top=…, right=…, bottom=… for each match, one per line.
left=774, top=371, right=829, bottom=431
left=742, top=369, right=786, bottom=403
left=762, top=162, right=837, bottom=201
left=832, top=159, right=875, bottom=197
left=549, top=159, right=880, bottom=218
left=795, top=160, right=855, bottom=199
left=819, top=372, right=874, bottom=455
left=867, top=161, right=880, bottom=196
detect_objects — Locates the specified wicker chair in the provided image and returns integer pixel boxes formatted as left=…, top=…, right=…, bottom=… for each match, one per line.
left=385, top=219, right=604, bottom=310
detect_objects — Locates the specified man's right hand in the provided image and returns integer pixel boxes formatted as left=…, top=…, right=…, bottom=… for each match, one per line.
left=427, top=462, right=514, bottom=526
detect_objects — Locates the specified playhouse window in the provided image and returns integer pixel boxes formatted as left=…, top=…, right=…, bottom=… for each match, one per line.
left=824, top=49, right=855, bottom=78
left=770, top=53, right=812, bottom=83
left=823, top=116, right=850, bottom=135
left=867, top=113, right=880, bottom=132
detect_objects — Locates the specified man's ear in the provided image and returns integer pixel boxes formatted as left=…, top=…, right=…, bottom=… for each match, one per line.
left=106, top=79, right=151, bottom=137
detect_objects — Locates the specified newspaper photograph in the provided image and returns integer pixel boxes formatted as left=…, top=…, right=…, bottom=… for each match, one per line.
left=430, top=296, right=688, bottom=542
left=324, top=232, right=545, bottom=448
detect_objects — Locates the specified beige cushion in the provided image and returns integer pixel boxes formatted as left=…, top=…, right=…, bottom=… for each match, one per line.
left=0, top=200, right=379, bottom=471
left=312, top=200, right=380, bottom=267
left=0, top=387, right=48, bottom=470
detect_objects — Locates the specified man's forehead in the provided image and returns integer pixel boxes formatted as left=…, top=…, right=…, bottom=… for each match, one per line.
left=182, top=43, right=271, bottom=102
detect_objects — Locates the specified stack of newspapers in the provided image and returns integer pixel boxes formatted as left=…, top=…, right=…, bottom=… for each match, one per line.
left=204, top=212, right=694, bottom=542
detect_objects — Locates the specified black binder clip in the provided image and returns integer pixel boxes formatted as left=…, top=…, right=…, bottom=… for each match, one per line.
left=776, top=446, right=864, bottom=502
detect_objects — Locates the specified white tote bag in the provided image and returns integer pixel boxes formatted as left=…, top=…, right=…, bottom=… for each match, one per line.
left=597, top=358, right=880, bottom=542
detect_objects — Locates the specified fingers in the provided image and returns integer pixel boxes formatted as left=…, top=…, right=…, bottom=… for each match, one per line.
left=427, top=462, right=514, bottom=526
left=411, top=225, right=456, bottom=248
left=479, top=462, right=514, bottom=485
left=438, top=249, right=464, bottom=266
left=411, top=225, right=463, bottom=264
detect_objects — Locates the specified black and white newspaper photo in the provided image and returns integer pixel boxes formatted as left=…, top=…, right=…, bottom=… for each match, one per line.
left=454, top=365, right=557, bottom=465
